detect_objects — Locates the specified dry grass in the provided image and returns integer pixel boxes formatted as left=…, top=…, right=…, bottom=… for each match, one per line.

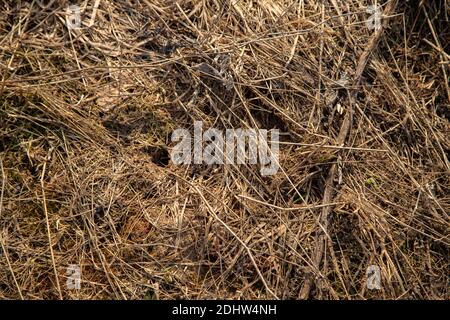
left=0, top=0, right=448, bottom=299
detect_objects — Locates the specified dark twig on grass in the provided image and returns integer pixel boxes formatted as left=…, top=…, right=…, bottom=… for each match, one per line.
left=299, top=0, right=399, bottom=299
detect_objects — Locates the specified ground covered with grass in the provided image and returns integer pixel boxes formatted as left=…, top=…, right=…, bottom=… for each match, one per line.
left=0, top=0, right=448, bottom=299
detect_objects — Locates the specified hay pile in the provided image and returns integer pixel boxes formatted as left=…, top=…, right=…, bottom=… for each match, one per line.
left=0, top=0, right=448, bottom=299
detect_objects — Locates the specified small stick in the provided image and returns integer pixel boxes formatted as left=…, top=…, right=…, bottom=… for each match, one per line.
left=299, top=0, right=398, bottom=299
left=41, top=162, right=63, bottom=300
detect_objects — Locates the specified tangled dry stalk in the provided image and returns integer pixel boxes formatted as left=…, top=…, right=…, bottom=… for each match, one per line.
left=0, top=0, right=449, bottom=299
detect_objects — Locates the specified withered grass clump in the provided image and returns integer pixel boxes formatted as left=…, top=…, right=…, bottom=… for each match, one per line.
left=0, top=0, right=448, bottom=299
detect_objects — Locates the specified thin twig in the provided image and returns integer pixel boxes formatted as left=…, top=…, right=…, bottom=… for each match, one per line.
left=299, top=0, right=398, bottom=299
